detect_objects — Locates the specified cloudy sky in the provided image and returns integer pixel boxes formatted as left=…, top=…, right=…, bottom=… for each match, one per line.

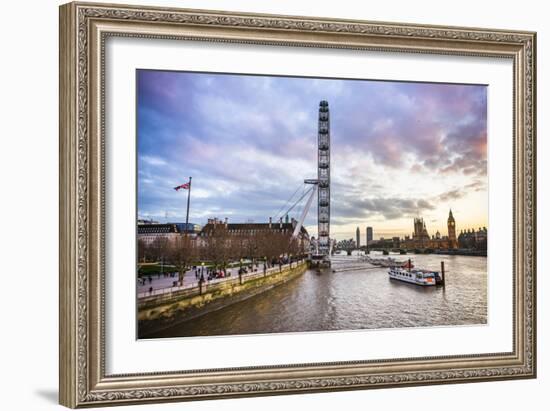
left=137, top=70, right=487, bottom=241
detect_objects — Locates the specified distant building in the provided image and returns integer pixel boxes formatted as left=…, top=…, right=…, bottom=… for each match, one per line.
left=413, top=217, right=430, bottom=244
left=199, top=217, right=310, bottom=252
left=356, top=227, right=360, bottom=248
left=458, top=227, right=487, bottom=251
left=367, top=238, right=393, bottom=249
left=171, top=222, right=202, bottom=234
left=401, top=210, right=460, bottom=250
left=447, top=209, right=458, bottom=248
left=137, top=223, right=182, bottom=245
left=137, top=218, right=159, bottom=225
left=366, top=227, right=373, bottom=244
left=335, top=238, right=356, bottom=250
left=137, top=221, right=201, bottom=245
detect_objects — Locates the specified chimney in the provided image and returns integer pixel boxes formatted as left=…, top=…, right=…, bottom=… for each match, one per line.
left=279, top=217, right=283, bottom=229
left=269, top=217, right=272, bottom=228
left=224, top=217, right=228, bottom=228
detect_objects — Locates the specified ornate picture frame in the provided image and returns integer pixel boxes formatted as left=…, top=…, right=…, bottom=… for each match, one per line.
left=59, top=1, right=536, bottom=407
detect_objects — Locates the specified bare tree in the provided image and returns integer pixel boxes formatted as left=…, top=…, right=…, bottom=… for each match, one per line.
left=229, top=232, right=247, bottom=262
left=195, top=223, right=306, bottom=275
left=168, top=235, right=197, bottom=285
left=202, top=224, right=232, bottom=271
left=137, top=238, right=150, bottom=263
left=149, top=236, right=169, bottom=263
left=255, top=231, right=271, bottom=265
left=288, top=236, right=301, bottom=259
left=245, top=232, right=259, bottom=266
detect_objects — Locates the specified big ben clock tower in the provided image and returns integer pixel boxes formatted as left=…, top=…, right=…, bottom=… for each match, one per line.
left=447, top=209, right=458, bottom=249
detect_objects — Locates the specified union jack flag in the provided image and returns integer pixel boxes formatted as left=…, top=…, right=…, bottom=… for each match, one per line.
left=174, top=182, right=190, bottom=191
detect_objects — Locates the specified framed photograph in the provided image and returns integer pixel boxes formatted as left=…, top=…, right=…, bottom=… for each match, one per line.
left=59, top=2, right=536, bottom=407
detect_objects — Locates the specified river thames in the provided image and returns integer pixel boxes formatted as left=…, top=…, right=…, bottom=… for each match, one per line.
left=148, top=252, right=487, bottom=338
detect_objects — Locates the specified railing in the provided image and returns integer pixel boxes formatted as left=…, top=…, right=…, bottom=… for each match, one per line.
left=138, top=282, right=199, bottom=298
left=137, top=260, right=306, bottom=299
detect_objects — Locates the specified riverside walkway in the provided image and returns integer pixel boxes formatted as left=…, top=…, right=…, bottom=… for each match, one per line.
left=137, top=261, right=304, bottom=299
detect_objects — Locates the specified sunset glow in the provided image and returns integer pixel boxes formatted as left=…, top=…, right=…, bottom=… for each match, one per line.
left=137, top=70, right=487, bottom=241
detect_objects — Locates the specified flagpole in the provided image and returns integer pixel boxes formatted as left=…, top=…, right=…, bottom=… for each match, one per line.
left=185, top=176, right=192, bottom=234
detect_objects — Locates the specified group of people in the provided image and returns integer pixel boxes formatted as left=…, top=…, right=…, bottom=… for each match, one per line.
left=141, top=256, right=303, bottom=294
left=138, top=271, right=177, bottom=286
left=237, top=264, right=259, bottom=276
left=191, top=265, right=232, bottom=282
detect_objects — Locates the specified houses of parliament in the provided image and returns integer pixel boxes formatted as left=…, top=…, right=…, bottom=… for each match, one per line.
left=363, top=209, right=487, bottom=253
left=400, top=209, right=459, bottom=251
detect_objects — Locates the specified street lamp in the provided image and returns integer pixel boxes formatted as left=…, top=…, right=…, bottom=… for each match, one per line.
left=198, top=261, right=206, bottom=295
left=239, top=258, right=244, bottom=284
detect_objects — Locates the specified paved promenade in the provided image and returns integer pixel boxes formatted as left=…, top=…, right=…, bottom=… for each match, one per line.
left=137, top=264, right=262, bottom=294
left=137, top=261, right=304, bottom=298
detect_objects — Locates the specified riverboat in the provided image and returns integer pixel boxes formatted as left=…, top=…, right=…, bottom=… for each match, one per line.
left=388, top=264, right=443, bottom=286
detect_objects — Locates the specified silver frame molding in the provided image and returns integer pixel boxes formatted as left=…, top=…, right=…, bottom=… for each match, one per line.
left=59, top=2, right=537, bottom=408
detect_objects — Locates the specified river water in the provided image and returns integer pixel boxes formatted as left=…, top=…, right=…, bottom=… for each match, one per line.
left=149, top=253, right=487, bottom=338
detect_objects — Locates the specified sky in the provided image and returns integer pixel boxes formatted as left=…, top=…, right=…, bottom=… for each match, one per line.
left=137, top=70, right=488, bottom=241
